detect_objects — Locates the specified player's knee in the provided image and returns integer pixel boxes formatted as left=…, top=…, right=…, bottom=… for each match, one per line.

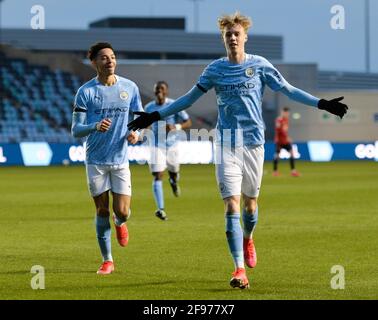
left=153, top=172, right=163, bottom=181
left=121, top=210, right=130, bottom=219
left=224, top=198, right=240, bottom=213
left=97, top=207, right=110, bottom=217
left=244, top=199, right=257, bottom=214
left=168, top=171, right=177, bottom=178
left=114, top=207, right=129, bottom=219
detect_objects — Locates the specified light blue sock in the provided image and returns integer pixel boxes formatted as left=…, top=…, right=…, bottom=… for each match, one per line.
left=242, top=206, right=258, bottom=239
left=225, top=213, right=244, bottom=268
left=153, top=180, right=164, bottom=210
left=113, top=209, right=130, bottom=226
left=95, top=215, right=112, bottom=262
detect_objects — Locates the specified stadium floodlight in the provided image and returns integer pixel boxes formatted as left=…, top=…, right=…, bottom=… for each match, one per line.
left=0, top=0, right=3, bottom=32
left=187, top=0, right=204, bottom=32
left=0, top=0, right=4, bottom=15
left=0, top=0, right=4, bottom=18
left=365, top=0, right=371, bottom=73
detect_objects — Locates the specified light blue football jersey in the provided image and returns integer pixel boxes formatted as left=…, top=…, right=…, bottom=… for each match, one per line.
left=197, top=54, right=287, bottom=146
left=73, top=75, right=143, bottom=165
left=145, top=98, right=190, bottom=147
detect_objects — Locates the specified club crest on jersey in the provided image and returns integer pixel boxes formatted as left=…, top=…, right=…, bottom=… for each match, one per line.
left=245, top=67, right=254, bottom=77
left=119, top=91, right=129, bottom=100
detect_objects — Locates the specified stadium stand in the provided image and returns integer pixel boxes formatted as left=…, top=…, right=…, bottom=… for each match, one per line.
left=1, top=16, right=377, bottom=144
left=0, top=28, right=283, bottom=61
left=0, top=50, right=81, bottom=143
left=318, top=71, right=378, bottom=90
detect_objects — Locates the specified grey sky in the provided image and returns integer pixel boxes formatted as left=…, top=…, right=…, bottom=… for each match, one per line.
left=0, top=0, right=377, bottom=72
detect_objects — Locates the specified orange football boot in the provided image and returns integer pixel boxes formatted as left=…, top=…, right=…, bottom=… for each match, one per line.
left=291, top=170, right=300, bottom=177
left=243, top=238, right=257, bottom=268
left=97, top=261, right=114, bottom=275
left=230, top=268, right=250, bottom=289
left=113, top=214, right=129, bottom=247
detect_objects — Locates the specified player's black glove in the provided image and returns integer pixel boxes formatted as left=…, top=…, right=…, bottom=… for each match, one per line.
left=317, top=96, right=348, bottom=119
left=127, top=111, right=161, bottom=131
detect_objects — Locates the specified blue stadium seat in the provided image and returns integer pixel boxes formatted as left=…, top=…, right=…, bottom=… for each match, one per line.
left=0, top=52, right=82, bottom=143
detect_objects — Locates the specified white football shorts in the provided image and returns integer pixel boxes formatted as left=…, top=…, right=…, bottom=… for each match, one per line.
left=215, top=144, right=265, bottom=199
left=148, top=145, right=180, bottom=173
left=86, top=164, right=132, bottom=197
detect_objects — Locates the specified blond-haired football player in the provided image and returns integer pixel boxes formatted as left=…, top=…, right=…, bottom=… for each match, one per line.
left=128, top=12, right=348, bottom=289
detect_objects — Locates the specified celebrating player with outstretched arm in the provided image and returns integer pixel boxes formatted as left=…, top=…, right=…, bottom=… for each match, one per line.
left=128, top=12, right=348, bottom=289
left=71, top=42, right=142, bottom=275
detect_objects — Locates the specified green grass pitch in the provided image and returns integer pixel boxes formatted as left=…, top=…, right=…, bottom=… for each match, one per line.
left=0, top=161, right=377, bottom=300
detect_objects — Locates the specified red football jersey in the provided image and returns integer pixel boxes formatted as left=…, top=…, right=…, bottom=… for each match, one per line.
left=274, top=116, right=290, bottom=144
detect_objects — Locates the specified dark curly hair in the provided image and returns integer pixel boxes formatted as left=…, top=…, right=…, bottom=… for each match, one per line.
left=87, top=42, right=115, bottom=61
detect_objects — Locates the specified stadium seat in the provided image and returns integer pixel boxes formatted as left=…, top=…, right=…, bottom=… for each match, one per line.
left=0, top=51, right=81, bottom=143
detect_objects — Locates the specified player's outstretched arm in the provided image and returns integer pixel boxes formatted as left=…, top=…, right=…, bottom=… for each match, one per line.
left=71, top=112, right=111, bottom=138
left=71, top=112, right=97, bottom=138
left=280, top=83, right=348, bottom=119
left=127, top=86, right=204, bottom=131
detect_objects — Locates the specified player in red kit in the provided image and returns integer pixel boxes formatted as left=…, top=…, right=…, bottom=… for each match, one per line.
left=273, top=107, right=300, bottom=177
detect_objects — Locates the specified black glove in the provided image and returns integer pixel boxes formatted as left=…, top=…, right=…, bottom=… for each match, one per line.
left=127, top=111, right=161, bottom=131
left=318, top=96, right=348, bottom=119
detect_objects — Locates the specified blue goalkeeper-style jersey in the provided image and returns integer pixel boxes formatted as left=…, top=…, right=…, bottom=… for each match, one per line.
left=145, top=98, right=190, bottom=147
left=73, top=75, right=143, bottom=165
left=197, top=54, right=287, bottom=146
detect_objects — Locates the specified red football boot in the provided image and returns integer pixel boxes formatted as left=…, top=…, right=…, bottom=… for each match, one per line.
left=230, top=268, right=250, bottom=289
left=243, top=238, right=257, bottom=268
left=291, top=170, right=300, bottom=177
left=97, top=261, right=114, bottom=275
left=113, top=214, right=129, bottom=247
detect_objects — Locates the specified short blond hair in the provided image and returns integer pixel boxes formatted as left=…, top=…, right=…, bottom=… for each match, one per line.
left=217, top=11, right=252, bottom=34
